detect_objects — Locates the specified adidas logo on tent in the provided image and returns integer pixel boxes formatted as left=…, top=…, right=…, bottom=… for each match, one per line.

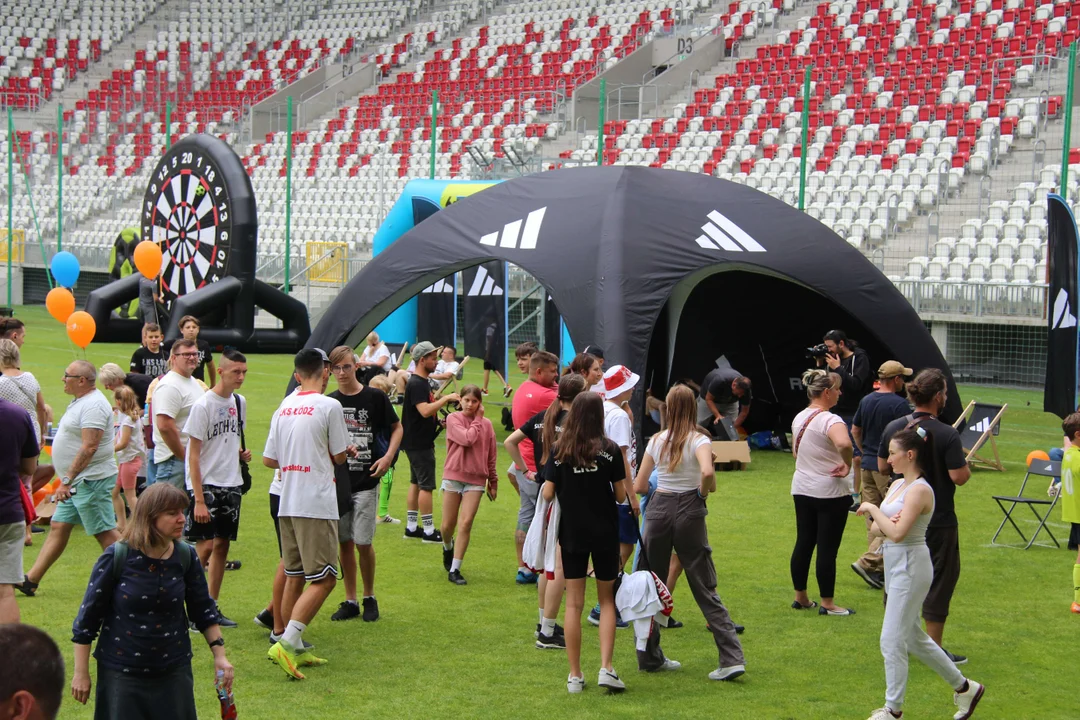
left=422, top=279, right=454, bottom=294
left=1052, top=288, right=1077, bottom=329
left=695, top=211, right=766, bottom=252
left=479, top=207, right=546, bottom=249
left=968, top=417, right=992, bottom=433
left=467, top=266, right=504, bottom=297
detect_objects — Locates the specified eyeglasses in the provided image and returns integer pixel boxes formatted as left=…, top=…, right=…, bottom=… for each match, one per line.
left=63, top=373, right=88, bottom=380
left=175, top=352, right=199, bottom=358
left=331, top=364, right=355, bottom=373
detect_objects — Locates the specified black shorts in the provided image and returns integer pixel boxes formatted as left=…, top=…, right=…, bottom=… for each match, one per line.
left=1070, top=522, right=1080, bottom=551
left=562, top=542, right=620, bottom=582
left=270, top=492, right=281, bottom=556
left=185, top=486, right=242, bottom=542
left=483, top=360, right=495, bottom=371
left=923, top=525, right=961, bottom=623
left=405, top=447, right=437, bottom=491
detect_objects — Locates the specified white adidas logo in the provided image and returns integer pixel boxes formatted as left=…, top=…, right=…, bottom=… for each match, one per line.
left=422, top=279, right=454, bottom=294
left=1053, top=288, right=1077, bottom=329
left=467, top=265, right=504, bottom=297
left=695, top=210, right=766, bottom=252
left=479, top=207, right=546, bottom=249
left=968, top=417, right=992, bottom=433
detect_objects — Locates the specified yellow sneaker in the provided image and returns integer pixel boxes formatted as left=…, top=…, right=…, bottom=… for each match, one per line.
left=295, top=651, right=328, bottom=667
left=267, top=641, right=305, bottom=680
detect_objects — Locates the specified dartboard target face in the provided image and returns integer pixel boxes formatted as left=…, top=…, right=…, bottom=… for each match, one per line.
left=141, top=137, right=252, bottom=304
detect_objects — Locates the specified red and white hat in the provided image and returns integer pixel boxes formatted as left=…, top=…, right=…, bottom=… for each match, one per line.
left=601, top=364, right=639, bottom=399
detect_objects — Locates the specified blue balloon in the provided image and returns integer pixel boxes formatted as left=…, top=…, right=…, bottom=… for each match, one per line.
left=50, top=251, right=81, bottom=288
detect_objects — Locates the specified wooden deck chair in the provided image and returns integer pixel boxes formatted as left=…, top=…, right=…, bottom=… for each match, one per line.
left=435, top=356, right=470, bottom=397
left=386, top=342, right=410, bottom=371
left=951, top=400, right=1008, bottom=471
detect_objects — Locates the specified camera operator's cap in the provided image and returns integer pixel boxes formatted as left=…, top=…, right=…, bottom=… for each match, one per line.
left=583, top=344, right=605, bottom=360
left=602, top=364, right=639, bottom=399
left=314, top=348, right=330, bottom=364
left=878, top=360, right=913, bottom=379
left=411, top=341, right=438, bottom=362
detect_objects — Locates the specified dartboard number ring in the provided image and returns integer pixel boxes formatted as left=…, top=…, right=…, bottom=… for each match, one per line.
left=142, top=144, right=234, bottom=303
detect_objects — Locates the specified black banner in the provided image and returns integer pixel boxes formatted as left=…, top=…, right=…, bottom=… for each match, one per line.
left=544, top=294, right=562, bottom=357
left=417, top=275, right=456, bottom=348
left=1045, top=194, right=1079, bottom=418
left=462, top=262, right=506, bottom=376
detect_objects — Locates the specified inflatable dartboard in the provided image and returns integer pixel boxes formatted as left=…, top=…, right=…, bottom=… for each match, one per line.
left=141, top=134, right=257, bottom=304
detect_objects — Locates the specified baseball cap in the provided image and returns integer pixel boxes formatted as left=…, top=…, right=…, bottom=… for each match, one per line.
left=602, top=364, right=639, bottom=399
left=583, top=344, right=605, bottom=360
left=411, top=341, right=438, bottom=362
left=314, top=348, right=329, bottom=363
left=878, top=360, right=913, bottom=379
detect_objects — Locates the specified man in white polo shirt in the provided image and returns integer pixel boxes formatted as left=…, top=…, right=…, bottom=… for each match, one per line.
left=264, top=348, right=349, bottom=680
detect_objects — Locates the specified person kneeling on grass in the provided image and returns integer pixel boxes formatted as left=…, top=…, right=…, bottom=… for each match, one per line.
left=440, top=385, right=498, bottom=585
left=857, top=428, right=984, bottom=720
left=542, top=392, right=627, bottom=695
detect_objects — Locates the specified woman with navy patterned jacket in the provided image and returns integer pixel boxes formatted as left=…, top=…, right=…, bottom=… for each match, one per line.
left=70, top=483, right=233, bottom=720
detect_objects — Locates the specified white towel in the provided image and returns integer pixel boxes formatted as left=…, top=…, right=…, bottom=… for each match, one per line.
left=522, top=494, right=560, bottom=576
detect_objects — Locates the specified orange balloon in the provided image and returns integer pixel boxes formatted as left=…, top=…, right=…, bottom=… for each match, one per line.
left=66, top=311, right=96, bottom=349
left=1026, top=450, right=1051, bottom=467
left=45, top=287, right=75, bottom=323
left=133, top=240, right=163, bottom=279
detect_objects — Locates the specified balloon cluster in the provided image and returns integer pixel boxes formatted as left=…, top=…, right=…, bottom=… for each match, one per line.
left=46, top=240, right=164, bottom=350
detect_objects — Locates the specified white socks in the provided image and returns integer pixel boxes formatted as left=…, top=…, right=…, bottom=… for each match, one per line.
left=421, top=514, right=435, bottom=535
left=450, top=558, right=462, bottom=572
left=281, top=619, right=306, bottom=650
left=406, top=510, right=418, bottom=531
left=540, top=617, right=556, bottom=636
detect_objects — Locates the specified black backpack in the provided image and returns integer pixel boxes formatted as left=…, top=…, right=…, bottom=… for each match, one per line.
left=112, top=539, right=194, bottom=580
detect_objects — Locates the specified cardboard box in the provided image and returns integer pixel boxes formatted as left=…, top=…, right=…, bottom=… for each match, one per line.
left=712, top=441, right=750, bottom=471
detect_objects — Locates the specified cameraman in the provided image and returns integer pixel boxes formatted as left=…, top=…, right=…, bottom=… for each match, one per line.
left=816, top=330, right=873, bottom=490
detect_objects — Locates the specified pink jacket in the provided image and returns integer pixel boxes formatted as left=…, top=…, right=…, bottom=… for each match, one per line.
left=444, top=412, right=498, bottom=487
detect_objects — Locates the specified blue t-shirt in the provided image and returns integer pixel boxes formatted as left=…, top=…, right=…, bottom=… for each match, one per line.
left=851, top=391, right=911, bottom=459
left=0, top=398, right=39, bottom=525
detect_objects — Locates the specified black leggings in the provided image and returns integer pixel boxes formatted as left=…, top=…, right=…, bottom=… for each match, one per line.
left=790, top=494, right=852, bottom=598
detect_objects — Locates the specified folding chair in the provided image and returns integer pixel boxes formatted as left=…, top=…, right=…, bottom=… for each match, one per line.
left=435, top=356, right=470, bottom=397
left=991, top=459, right=1061, bottom=549
left=952, top=400, right=1008, bottom=471
left=386, top=342, right=410, bottom=372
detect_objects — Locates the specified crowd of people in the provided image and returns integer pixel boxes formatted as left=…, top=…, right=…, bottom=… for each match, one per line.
left=6, top=314, right=1070, bottom=719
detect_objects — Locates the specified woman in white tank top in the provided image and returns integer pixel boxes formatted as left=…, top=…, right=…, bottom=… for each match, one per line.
left=856, top=428, right=984, bottom=720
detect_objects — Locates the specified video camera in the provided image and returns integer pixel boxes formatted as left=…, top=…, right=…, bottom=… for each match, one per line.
left=806, top=343, right=830, bottom=360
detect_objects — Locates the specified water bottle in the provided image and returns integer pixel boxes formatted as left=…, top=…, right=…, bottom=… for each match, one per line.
left=215, top=669, right=237, bottom=719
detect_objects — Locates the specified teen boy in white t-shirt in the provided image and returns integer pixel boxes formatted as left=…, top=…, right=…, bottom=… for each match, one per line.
left=264, top=349, right=349, bottom=679
left=184, top=349, right=250, bottom=629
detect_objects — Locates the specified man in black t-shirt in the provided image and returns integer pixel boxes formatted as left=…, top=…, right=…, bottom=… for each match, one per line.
left=129, top=323, right=169, bottom=378
left=400, top=342, right=459, bottom=543
left=326, top=346, right=401, bottom=623
left=162, top=315, right=216, bottom=384
left=697, top=367, right=752, bottom=436
left=877, top=368, right=971, bottom=665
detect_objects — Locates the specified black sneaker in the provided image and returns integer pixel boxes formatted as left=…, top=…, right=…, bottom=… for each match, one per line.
left=224, top=559, right=242, bottom=571
left=215, top=606, right=238, bottom=628
left=443, top=546, right=453, bottom=571
left=705, top=621, right=746, bottom=634
left=448, top=569, right=467, bottom=585
left=14, top=575, right=37, bottom=597
left=851, top=562, right=885, bottom=590
left=253, top=608, right=274, bottom=629
left=667, top=617, right=683, bottom=629
left=403, top=526, right=424, bottom=539
left=331, top=601, right=360, bottom=621
left=945, top=649, right=968, bottom=665
left=535, top=622, right=566, bottom=639
left=536, top=631, right=566, bottom=649
left=362, top=596, right=380, bottom=622
left=422, top=529, right=444, bottom=544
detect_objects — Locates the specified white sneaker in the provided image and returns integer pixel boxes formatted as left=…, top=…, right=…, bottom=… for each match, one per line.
left=378, top=515, right=401, bottom=525
left=867, top=709, right=899, bottom=720
left=953, top=680, right=984, bottom=720
left=655, top=658, right=681, bottom=672
left=567, top=674, right=585, bottom=694
left=598, top=667, right=626, bottom=692
left=708, top=664, right=746, bottom=681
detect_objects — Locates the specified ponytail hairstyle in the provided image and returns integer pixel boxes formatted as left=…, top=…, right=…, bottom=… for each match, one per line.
left=114, top=385, right=141, bottom=422
left=802, top=368, right=841, bottom=401
left=658, top=384, right=703, bottom=473
left=541, top=373, right=587, bottom=465
left=824, top=329, right=858, bottom=350
left=890, top=425, right=938, bottom=486
left=569, top=353, right=599, bottom=378
left=554, top=392, right=605, bottom=468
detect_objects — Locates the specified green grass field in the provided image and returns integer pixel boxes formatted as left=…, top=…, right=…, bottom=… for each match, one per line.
left=9, top=304, right=1077, bottom=719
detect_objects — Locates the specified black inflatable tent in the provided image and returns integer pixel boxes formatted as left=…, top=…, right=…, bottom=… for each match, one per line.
left=305, top=166, right=961, bottom=426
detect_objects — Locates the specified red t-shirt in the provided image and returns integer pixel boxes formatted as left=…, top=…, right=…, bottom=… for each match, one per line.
left=511, top=379, right=557, bottom=473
